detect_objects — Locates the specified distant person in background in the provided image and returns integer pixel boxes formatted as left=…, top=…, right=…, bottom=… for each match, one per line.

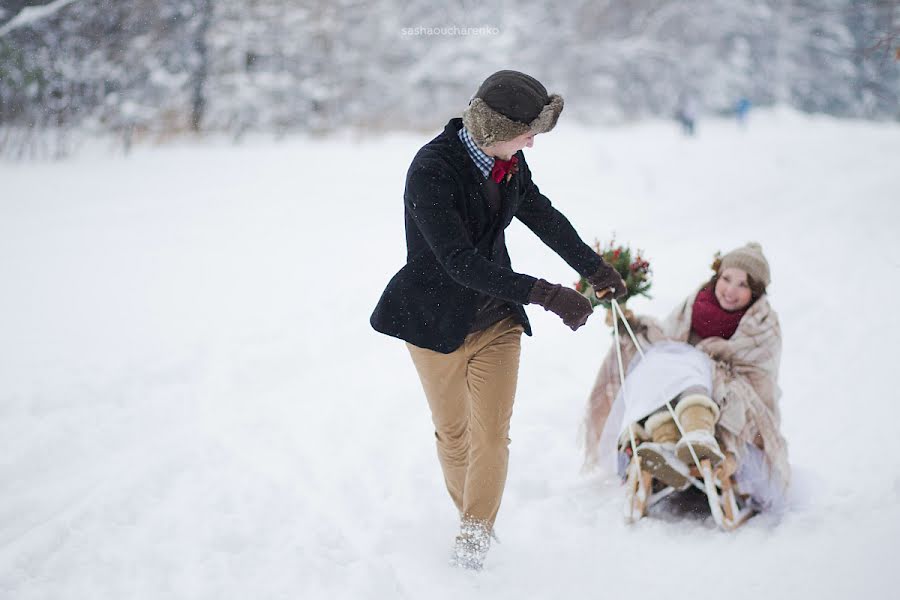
left=370, top=70, right=626, bottom=570
left=736, top=97, right=752, bottom=127
left=675, top=92, right=697, bottom=136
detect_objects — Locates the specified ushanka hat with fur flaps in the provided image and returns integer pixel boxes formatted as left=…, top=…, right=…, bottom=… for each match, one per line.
left=462, top=70, right=564, bottom=147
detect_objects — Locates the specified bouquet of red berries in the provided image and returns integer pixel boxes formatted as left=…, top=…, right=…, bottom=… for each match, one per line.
left=574, top=238, right=652, bottom=309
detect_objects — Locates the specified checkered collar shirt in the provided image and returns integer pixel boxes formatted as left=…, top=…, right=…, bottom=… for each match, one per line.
left=458, top=126, right=493, bottom=179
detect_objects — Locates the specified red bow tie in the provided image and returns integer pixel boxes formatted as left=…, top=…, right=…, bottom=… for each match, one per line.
left=490, top=155, right=519, bottom=183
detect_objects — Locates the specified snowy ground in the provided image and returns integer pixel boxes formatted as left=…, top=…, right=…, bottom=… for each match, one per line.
left=1, top=109, right=899, bottom=599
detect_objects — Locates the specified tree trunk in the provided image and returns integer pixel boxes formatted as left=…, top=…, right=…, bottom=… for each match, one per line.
left=190, top=0, right=212, bottom=133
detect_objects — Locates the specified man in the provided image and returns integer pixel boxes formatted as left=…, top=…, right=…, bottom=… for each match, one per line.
left=370, top=70, right=626, bottom=570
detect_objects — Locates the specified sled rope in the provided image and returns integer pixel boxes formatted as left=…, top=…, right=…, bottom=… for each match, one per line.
left=610, top=305, right=640, bottom=460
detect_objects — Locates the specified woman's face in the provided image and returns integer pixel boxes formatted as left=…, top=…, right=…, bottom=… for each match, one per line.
left=715, top=267, right=753, bottom=311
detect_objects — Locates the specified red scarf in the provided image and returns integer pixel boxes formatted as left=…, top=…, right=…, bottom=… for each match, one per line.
left=490, top=155, right=519, bottom=183
left=690, top=285, right=746, bottom=340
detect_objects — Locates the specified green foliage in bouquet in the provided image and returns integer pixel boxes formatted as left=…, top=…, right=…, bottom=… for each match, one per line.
left=574, top=238, right=652, bottom=309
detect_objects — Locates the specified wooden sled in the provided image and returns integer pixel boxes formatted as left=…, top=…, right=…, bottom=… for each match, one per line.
left=605, top=299, right=756, bottom=531
left=623, top=451, right=755, bottom=531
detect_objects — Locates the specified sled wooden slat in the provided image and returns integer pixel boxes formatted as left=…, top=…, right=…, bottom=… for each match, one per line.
left=648, top=485, right=677, bottom=506
left=700, top=459, right=725, bottom=528
left=624, top=457, right=641, bottom=522
left=720, top=470, right=737, bottom=524
left=640, top=470, right=652, bottom=514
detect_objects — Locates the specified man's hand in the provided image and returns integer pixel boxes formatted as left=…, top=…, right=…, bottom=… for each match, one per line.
left=528, top=279, right=593, bottom=331
left=587, top=261, right=627, bottom=300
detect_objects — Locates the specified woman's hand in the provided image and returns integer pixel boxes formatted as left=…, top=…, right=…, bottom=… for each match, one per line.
left=701, top=338, right=734, bottom=362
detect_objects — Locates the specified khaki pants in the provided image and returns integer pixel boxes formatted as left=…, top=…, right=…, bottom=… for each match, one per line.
left=406, top=316, right=524, bottom=528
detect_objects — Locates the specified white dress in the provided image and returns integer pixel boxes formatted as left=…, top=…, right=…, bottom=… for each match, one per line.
left=596, top=340, right=713, bottom=475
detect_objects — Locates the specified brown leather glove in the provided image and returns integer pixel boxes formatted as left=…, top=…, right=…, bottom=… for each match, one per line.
left=586, top=261, right=627, bottom=300
left=528, top=279, right=593, bottom=331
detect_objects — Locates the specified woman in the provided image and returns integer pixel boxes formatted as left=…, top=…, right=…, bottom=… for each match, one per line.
left=583, top=242, right=789, bottom=511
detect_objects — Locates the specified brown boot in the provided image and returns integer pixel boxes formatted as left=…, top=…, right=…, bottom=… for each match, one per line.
left=646, top=410, right=679, bottom=445
left=674, top=395, right=725, bottom=467
left=636, top=409, right=690, bottom=490
left=618, top=423, right=649, bottom=451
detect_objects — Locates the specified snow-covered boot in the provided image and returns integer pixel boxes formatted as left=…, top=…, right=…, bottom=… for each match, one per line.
left=636, top=410, right=690, bottom=489
left=450, top=517, right=491, bottom=571
left=674, top=394, right=725, bottom=467
left=618, top=423, right=649, bottom=451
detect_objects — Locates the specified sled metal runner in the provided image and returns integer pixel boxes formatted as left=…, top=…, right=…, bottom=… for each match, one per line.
left=607, top=298, right=755, bottom=531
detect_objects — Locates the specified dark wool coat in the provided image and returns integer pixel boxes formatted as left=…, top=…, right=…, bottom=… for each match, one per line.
left=370, top=118, right=602, bottom=353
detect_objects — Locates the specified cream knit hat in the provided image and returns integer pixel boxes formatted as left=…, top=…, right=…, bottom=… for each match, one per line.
left=720, top=242, right=771, bottom=287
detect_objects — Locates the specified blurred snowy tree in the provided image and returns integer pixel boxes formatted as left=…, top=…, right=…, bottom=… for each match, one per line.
left=847, top=0, right=899, bottom=116
left=0, top=0, right=896, bottom=154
